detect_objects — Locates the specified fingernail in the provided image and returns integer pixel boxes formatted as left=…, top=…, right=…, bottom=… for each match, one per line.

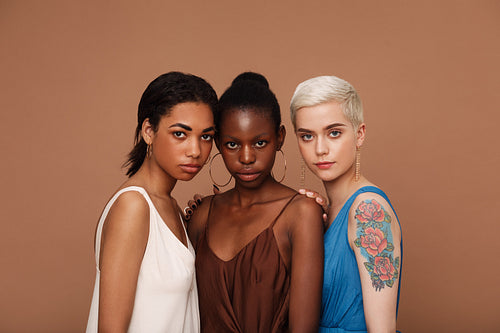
left=316, top=198, right=323, bottom=204
left=191, top=204, right=196, bottom=209
left=196, top=199, right=202, bottom=204
left=306, top=191, right=314, bottom=197
left=298, top=189, right=306, bottom=194
left=187, top=209, right=192, bottom=215
left=213, top=184, right=220, bottom=191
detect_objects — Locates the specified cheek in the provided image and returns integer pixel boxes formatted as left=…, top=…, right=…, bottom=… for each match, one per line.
left=200, top=141, right=213, bottom=158
left=297, top=142, right=314, bottom=163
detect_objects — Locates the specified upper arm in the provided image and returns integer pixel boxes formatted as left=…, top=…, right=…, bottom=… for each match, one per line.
left=349, top=194, right=401, bottom=333
left=288, top=197, right=324, bottom=332
left=186, top=195, right=212, bottom=247
left=98, top=191, right=150, bottom=332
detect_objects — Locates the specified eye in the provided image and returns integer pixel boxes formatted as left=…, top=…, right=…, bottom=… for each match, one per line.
left=300, top=134, right=313, bottom=142
left=254, top=140, right=267, bottom=148
left=173, top=131, right=186, bottom=138
left=225, top=141, right=238, bottom=149
left=329, top=130, right=341, bottom=138
left=201, top=134, right=213, bottom=141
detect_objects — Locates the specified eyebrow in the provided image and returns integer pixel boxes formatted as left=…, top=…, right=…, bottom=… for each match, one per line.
left=169, top=123, right=215, bottom=132
left=296, top=123, right=347, bottom=133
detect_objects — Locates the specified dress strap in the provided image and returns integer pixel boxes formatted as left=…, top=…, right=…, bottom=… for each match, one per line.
left=203, top=195, right=216, bottom=236
left=270, top=193, right=300, bottom=228
left=95, top=186, right=152, bottom=264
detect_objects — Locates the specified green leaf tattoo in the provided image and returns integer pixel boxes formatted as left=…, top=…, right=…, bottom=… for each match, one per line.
left=354, top=199, right=399, bottom=292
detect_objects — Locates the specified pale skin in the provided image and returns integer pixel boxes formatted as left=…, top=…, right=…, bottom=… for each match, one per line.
left=295, top=101, right=401, bottom=333
left=97, top=102, right=215, bottom=332
left=188, top=109, right=324, bottom=332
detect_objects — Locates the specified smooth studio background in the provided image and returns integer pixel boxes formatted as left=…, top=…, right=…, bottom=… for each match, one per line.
left=1, top=1, right=499, bottom=332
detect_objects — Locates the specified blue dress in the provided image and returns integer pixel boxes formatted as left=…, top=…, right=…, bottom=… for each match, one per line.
left=319, top=186, right=402, bottom=333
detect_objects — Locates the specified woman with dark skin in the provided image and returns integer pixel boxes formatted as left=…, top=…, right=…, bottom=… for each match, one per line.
left=188, top=73, right=324, bottom=333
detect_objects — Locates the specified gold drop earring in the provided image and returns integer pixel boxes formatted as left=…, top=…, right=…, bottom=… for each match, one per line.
left=355, top=146, right=361, bottom=182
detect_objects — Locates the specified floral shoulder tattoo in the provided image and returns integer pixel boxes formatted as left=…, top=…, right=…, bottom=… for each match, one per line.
left=354, top=199, right=399, bottom=292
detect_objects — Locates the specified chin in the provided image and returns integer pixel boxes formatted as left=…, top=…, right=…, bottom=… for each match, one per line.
left=177, top=173, right=198, bottom=181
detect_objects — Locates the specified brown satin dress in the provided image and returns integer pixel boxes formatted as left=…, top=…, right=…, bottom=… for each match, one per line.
left=195, top=194, right=299, bottom=333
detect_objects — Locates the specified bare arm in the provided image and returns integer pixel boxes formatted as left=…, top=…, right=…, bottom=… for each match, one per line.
left=349, top=195, right=401, bottom=333
left=288, top=197, right=324, bottom=332
left=98, top=191, right=149, bottom=333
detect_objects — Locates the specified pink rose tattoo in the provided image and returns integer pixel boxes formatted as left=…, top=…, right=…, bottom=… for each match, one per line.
left=354, top=199, right=399, bottom=291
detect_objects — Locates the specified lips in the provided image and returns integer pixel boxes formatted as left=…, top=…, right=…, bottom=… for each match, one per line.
left=179, top=164, right=202, bottom=174
left=236, top=170, right=261, bottom=182
left=315, top=162, right=335, bottom=170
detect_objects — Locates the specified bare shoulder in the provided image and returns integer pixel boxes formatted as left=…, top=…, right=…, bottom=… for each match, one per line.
left=349, top=190, right=400, bottom=230
left=289, top=194, right=323, bottom=216
left=103, top=190, right=150, bottom=236
left=285, top=194, right=324, bottom=232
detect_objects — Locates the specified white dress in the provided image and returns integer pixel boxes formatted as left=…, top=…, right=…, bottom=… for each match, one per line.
left=86, top=186, right=200, bottom=333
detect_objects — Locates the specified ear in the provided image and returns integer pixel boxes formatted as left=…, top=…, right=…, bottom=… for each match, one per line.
left=141, top=118, right=155, bottom=145
left=277, top=125, right=286, bottom=150
left=356, top=123, right=366, bottom=147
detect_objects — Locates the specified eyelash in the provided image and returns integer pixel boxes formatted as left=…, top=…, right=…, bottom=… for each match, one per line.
left=224, top=140, right=268, bottom=150
left=255, top=140, right=267, bottom=148
left=173, top=131, right=214, bottom=142
left=329, top=130, right=341, bottom=138
left=173, top=131, right=186, bottom=138
left=300, top=134, right=313, bottom=142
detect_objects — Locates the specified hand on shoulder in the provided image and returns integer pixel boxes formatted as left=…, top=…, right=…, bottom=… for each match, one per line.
left=186, top=194, right=215, bottom=246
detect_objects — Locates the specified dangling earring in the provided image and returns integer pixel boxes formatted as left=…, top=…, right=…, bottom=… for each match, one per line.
left=300, top=158, right=306, bottom=188
left=271, top=149, right=287, bottom=183
left=209, top=153, right=232, bottom=187
left=355, top=146, right=361, bottom=182
left=146, top=143, right=152, bottom=158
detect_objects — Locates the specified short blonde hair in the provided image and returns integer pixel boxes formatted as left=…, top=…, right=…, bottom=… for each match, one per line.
left=290, top=75, right=363, bottom=129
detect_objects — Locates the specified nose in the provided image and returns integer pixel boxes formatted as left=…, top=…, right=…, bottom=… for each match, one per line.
left=239, top=145, right=255, bottom=165
left=315, top=136, right=329, bottom=156
left=186, top=138, right=201, bottom=159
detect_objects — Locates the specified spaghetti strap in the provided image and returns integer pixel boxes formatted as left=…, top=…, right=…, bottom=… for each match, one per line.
left=203, top=196, right=216, bottom=236
left=270, top=193, right=300, bottom=228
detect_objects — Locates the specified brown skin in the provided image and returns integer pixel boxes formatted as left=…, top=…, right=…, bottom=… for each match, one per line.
left=97, top=102, right=215, bottom=332
left=188, top=108, right=324, bottom=332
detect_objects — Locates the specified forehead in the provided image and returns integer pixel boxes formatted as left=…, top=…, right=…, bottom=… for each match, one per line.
left=161, top=102, right=214, bottom=126
left=220, top=108, right=275, bottom=135
left=295, top=101, right=351, bottom=129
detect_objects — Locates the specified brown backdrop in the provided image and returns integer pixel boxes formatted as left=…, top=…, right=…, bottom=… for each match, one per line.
left=1, top=1, right=499, bottom=332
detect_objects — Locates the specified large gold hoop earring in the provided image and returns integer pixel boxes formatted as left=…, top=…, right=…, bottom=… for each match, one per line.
left=209, top=153, right=232, bottom=187
left=271, top=149, right=287, bottom=183
left=355, top=146, right=361, bottom=182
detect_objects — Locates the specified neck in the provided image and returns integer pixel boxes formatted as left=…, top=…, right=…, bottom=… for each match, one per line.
left=232, top=175, right=282, bottom=207
left=323, top=168, right=364, bottom=210
left=134, top=158, right=177, bottom=197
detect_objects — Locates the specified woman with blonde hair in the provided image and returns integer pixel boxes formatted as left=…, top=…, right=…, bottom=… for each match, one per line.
left=290, top=75, right=402, bottom=333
